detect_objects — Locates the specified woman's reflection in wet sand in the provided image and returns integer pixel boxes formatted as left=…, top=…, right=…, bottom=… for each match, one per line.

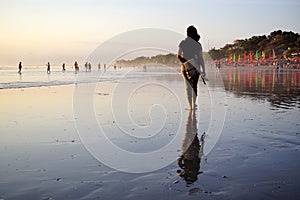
left=177, top=109, right=205, bottom=185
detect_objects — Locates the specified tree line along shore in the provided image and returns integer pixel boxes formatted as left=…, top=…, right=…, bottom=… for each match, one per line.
left=208, top=30, right=300, bottom=69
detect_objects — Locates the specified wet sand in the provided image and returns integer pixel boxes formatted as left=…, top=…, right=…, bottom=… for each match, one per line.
left=0, top=67, right=300, bottom=199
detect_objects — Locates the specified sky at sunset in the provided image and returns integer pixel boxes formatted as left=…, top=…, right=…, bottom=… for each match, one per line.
left=0, top=0, right=299, bottom=66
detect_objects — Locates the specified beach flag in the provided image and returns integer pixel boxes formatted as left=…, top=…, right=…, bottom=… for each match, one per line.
left=255, top=51, right=259, bottom=61
left=272, top=49, right=276, bottom=59
left=229, top=53, right=233, bottom=62
left=249, top=52, right=253, bottom=62
left=262, top=51, right=266, bottom=60
left=238, top=54, right=241, bottom=62
left=233, top=53, right=236, bottom=62
left=244, top=51, right=247, bottom=61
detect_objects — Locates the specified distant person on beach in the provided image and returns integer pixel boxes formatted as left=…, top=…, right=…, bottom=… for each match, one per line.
left=177, top=25, right=206, bottom=110
left=62, top=63, right=66, bottom=72
left=18, top=62, right=22, bottom=74
left=98, top=63, right=101, bottom=71
left=74, top=61, right=79, bottom=73
left=217, top=61, right=221, bottom=69
left=84, top=62, right=88, bottom=72
left=88, top=63, right=92, bottom=71
left=46, top=62, right=51, bottom=74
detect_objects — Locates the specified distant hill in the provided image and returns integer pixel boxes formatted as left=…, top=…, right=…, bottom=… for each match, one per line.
left=115, top=52, right=211, bottom=67
left=116, top=53, right=179, bottom=67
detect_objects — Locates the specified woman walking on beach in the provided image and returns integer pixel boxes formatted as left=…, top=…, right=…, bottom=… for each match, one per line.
left=177, top=25, right=206, bottom=110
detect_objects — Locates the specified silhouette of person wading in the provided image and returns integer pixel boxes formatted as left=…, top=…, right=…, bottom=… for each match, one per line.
left=18, top=62, right=22, bottom=74
left=177, top=25, right=207, bottom=110
left=46, top=62, right=51, bottom=74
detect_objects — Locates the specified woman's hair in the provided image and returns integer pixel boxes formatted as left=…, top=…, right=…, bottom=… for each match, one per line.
left=187, top=25, right=200, bottom=42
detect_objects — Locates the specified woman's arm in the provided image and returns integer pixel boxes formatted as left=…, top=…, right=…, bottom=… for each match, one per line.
left=177, top=47, right=187, bottom=64
left=198, top=47, right=206, bottom=75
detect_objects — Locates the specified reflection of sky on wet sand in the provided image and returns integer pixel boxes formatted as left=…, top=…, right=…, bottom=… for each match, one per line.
left=0, top=85, right=76, bottom=144
left=95, top=78, right=183, bottom=153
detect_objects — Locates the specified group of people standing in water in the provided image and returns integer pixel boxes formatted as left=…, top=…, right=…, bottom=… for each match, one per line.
left=18, top=61, right=106, bottom=74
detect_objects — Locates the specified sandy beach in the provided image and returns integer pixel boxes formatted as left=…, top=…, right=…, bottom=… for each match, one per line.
left=0, top=66, right=300, bottom=199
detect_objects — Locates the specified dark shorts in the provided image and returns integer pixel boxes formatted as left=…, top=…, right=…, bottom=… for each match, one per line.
left=182, top=67, right=200, bottom=96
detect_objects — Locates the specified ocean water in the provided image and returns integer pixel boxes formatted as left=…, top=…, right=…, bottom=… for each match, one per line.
left=0, top=65, right=175, bottom=90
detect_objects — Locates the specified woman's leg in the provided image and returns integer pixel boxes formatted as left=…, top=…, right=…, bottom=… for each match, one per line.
left=182, top=70, right=193, bottom=109
left=191, top=73, right=200, bottom=109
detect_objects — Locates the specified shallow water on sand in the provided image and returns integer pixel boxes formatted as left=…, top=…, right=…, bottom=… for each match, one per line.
left=0, top=66, right=299, bottom=199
